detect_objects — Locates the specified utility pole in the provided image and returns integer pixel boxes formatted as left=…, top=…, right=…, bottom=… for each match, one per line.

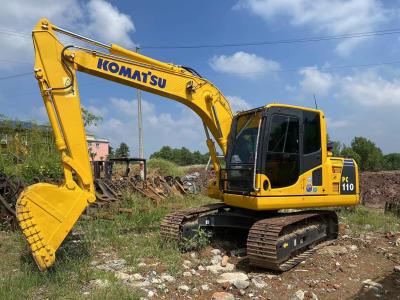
left=136, top=47, right=144, bottom=159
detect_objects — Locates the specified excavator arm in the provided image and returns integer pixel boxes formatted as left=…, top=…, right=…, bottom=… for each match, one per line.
left=17, top=18, right=233, bottom=270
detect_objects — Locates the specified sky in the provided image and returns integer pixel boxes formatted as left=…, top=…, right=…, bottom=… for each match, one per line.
left=1, top=0, right=400, bottom=157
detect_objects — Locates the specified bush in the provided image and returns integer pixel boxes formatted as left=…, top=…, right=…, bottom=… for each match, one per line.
left=330, top=135, right=390, bottom=171
left=383, top=153, right=400, bottom=170
left=350, top=137, right=383, bottom=171
left=147, top=158, right=184, bottom=177
left=150, top=146, right=209, bottom=166
left=181, top=228, right=212, bottom=251
left=21, top=159, right=62, bottom=183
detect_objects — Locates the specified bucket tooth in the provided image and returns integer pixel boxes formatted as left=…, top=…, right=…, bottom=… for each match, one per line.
left=16, top=183, right=92, bottom=271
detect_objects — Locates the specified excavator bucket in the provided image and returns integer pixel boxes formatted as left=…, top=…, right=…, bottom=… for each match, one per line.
left=16, top=183, right=92, bottom=271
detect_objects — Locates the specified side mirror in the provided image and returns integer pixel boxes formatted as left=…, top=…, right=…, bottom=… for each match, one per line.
left=327, top=141, right=334, bottom=152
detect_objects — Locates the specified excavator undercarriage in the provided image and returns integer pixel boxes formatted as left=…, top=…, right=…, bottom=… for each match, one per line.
left=161, top=204, right=338, bottom=271
left=16, top=18, right=359, bottom=271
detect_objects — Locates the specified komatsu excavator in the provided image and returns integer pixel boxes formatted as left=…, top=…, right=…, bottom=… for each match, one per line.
left=17, top=18, right=359, bottom=271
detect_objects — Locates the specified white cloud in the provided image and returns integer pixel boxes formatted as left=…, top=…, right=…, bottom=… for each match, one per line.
left=341, top=72, right=400, bottom=107
left=296, top=67, right=400, bottom=107
left=227, top=95, right=252, bottom=112
left=299, top=68, right=334, bottom=96
left=209, top=51, right=280, bottom=78
left=0, top=0, right=135, bottom=69
left=30, top=106, right=48, bottom=123
left=84, top=105, right=108, bottom=118
left=110, top=98, right=137, bottom=116
left=90, top=97, right=207, bottom=157
left=234, top=0, right=389, bottom=56
left=326, top=117, right=349, bottom=129
left=85, top=0, right=135, bottom=47
left=110, top=97, right=155, bottom=117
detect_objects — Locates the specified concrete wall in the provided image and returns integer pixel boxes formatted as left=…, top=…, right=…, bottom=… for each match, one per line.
left=88, top=140, right=109, bottom=161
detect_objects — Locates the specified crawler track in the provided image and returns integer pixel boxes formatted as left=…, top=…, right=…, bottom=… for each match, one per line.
left=247, top=211, right=338, bottom=271
left=160, top=203, right=225, bottom=240
left=161, top=206, right=338, bottom=271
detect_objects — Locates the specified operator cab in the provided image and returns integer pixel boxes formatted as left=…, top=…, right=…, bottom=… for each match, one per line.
left=223, top=105, right=323, bottom=194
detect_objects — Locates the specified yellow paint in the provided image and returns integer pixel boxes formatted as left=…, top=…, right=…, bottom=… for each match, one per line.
left=17, top=18, right=359, bottom=271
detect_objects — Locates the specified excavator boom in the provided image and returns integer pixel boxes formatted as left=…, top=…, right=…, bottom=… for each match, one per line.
left=17, top=18, right=233, bottom=270
left=17, top=18, right=359, bottom=272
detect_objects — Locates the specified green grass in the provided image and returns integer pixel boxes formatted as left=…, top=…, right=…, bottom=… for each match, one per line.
left=0, top=193, right=216, bottom=299
left=147, top=158, right=185, bottom=177
left=339, top=205, right=400, bottom=234
left=0, top=228, right=142, bottom=300
left=2, top=189, right=399, bottom=300
left=83, top=193, right=214, bottom=274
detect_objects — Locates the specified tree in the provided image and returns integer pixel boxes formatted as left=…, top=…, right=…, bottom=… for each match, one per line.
left=192, top=150, right=203, bottom=164
left=81, top=108, right=103, bottom=128
left=150, top=146, right=209, bottom=165
left=179, top=147, right=193, bottom=165
left=108, top=145, right=115, bottom=159
left=349, top=137, right=383, bottom=171
left=152, top=146, right=174, bottom=161
left=326, top=134, right=342, bottom=157
left=115, top=142, right=130, bottom=158
left=383, top=153, right=400, bottom=170
left=330, top=141, right=342, bottom=157
left=340, top=146, right=362, bottom=168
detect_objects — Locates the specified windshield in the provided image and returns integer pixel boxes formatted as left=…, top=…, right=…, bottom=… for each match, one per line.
left=230, top=112, right=261, bottom=164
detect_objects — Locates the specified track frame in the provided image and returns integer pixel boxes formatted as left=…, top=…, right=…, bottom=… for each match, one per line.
left=160, top=204, right=338, bottom=271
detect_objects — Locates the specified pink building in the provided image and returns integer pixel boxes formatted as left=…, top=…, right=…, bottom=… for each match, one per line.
left=86, top=133, right=109, bottom=161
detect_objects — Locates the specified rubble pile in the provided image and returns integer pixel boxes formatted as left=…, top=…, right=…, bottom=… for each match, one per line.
left=94, top=175, right=189, bottom=206
left=91, top=168, right=214, bottom=217
left=360, top=171, right=400, bottom=211
left=84, top=230, right=400, bottom=299
left=183, top=167, right=215, bottom=191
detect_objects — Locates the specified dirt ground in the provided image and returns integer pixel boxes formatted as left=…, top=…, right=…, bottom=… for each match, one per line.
left=1, top=170, right=400, bottom=299
left=361, top=171, right=400, bottom=209
left=80, top=224, right=400, bottom=300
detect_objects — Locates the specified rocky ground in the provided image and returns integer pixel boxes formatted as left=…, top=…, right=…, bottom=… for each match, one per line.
left=84, top=226, right=400, bottom=300
left=1, top=170, right=400, bottom=299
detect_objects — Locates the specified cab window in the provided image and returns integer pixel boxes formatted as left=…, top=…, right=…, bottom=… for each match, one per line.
left=303, top=111, right=321, bottom=154
left=230, top=112, right=261, bottom=164
left=265, top=114, right=300, bottom=188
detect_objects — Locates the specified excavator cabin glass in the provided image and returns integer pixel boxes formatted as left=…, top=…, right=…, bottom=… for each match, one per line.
left=224, top=111, right=261, bottom=192
left=224, top=106, right=323, bottom=194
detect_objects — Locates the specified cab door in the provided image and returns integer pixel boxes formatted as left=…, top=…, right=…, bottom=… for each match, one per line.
left=258, top=107, right=323, bottom=191
left=260, top=107, right=301, bottom=189
left=301, top=111, right=323, bottom=186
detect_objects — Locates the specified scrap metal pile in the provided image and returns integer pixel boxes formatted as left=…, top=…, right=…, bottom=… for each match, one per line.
left=0, top=160, right=214, bottom=225
left=94, top=175, right=190, bottom=206
left=92, top=160, right=213, bottom=210
left=0, top=172, right=25, bottom=229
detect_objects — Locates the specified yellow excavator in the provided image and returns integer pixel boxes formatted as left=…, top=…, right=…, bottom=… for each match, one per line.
left=17, top=18, right=359, bottom=271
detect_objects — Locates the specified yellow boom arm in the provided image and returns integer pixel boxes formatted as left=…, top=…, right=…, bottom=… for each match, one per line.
left=16, top=18, right=233, bottom=270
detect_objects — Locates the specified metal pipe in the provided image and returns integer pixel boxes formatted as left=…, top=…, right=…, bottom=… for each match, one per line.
left=136, top=47, right=144, bottom=159
left=72, top=46, right=196, bottom=79
left=211, top=104, right=223, bottom=138
left=52, top=25, right=111, bottom=49
left=202, top=122, right=211, bottom=140
left=42, top=82, right=66, bottom=151
left=253, top=117, right=262, bottom=192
